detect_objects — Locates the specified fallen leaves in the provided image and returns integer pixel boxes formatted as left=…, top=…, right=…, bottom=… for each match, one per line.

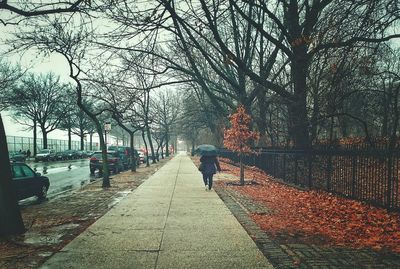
left=218, top=159, right=400, bottom=253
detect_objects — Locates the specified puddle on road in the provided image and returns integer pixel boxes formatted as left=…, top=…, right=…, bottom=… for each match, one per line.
left=47, top=179, right=92, bottom=199
left=32, top=164, right=80, bottom=175
left=51, top=223, right=80, bottom=231
left=23, top=223, right=80, bottom=246
left=38, top=252, right=53, bottom=257
left=24, top=232, right=64, bottom=246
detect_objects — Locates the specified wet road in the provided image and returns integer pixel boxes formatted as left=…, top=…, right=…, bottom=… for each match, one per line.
left=31, top=159, right=95, bottom=198
left=19, top=159, right=97, bottom=206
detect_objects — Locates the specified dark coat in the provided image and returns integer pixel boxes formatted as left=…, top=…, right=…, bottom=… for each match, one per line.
left=200, top=156, right=221, bottom=175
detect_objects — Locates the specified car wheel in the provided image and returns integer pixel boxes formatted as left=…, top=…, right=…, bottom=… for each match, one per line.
left=37, top=185, right=48, bottom=200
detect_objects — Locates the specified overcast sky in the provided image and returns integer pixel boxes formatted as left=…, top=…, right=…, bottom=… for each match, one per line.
left=1, top=24, right=77, bottom=138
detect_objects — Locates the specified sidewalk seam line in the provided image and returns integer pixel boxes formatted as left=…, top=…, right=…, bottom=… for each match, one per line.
left=154, top=156, right=181, bottom=269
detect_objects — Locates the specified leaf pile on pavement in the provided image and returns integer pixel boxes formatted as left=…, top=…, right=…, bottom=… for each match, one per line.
left=217, top=158, right=400, bottom=253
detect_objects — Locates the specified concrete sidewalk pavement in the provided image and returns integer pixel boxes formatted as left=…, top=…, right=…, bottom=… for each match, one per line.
left=41, top=153, right=274, bottom=269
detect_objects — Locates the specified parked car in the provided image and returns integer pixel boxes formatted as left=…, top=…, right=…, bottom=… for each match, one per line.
left=63, top=150, right=79, bottom=160
left=76, top=150, right=88, bottom=158
left=144, top=152, right=159, bottom=163
left=107, top=146, right=139, bottom=169
left=35, top=149, right=56, bottom=162
left=54, top=151, right=67, bottom=161
left=9, top=152, right=26, bottom=162
left=89, top=151, right=124, bottom=175
left=11, top=162, right=50, bottom=201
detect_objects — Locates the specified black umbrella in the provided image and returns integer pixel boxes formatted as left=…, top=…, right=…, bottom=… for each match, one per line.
left=195, top=144, right=218, bottom=156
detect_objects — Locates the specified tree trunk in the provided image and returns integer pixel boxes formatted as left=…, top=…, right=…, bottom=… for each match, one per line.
left=338, top=116, right=348, bottom=138
left=68, top=127, right=72, bottom=150
left=80, top=130, right=84, bottom=150
left=130, top=131, right=136, bottom=172
left=67, top=56, right=109, bottom=187
left=287, top=101, right=310, bottom=149
left=389, top=84, right=400, bottom=149
left=98, top=125, right=110, bottom=187
left=289, top=50, right=311, bottom=149
left=42, top=127, right=48, bottom=149
left=191, top=141, right=195, bottom=156
left=0, top=114, right=25, bottom=235
left=310, top=92, right=320, bottom=143
left=329, top=117, right=335, bottom=145
left=77, top=108, right=109, bottom=186
left=89, top=133, right=93, bottom=150
left=142, top=130, right=150, bottom=167
left=256, top=87, right=268, bottom=147
left=146, top=126, right=156, bottom=164
left=165, top=132, right=170, bottom=157
left=239, top=152, right=245, bottom=186
left=33, top=119, right=37, bottom=156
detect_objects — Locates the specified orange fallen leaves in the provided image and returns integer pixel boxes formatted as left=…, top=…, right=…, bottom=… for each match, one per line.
left=218, top=159, right=400, bottom=253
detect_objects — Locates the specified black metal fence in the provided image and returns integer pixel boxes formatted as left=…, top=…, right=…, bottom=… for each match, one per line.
left=219, top=148, right=400, bottom=211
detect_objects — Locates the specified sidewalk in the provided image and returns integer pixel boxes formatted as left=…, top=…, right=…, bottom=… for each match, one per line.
left=40, top=153, right=274, bottom=269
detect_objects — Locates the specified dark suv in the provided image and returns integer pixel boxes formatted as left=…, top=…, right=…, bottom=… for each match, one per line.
left=11, top=162, right=50, bottom=201
left=63, top=150, right=79, bottom=160
left=89, top=151, right=124, bottom=175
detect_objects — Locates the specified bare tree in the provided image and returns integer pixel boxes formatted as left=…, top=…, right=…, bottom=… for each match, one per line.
left=145, top=0, right=400, bottom=148
left=0, top=0, right=92, bottom=236
left=0, top=0, right=88, bottom=25
left=12, top=18, right=117, bottom=186
left=8, top=72, right=67, bottom=150
left=151, top=88, right=181, bottom=157
left=0, top=61, right=24, bottom=235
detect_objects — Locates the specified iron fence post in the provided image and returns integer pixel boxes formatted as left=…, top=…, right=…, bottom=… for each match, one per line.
left=294, top=155, right=298, bottom=185
left=387, top=154, right=393, bottom=209
left=283, top=154, right=286, bottom=181
left=308, top=152, right=313, bottom=188
left=220, top=147, right=398, bottom=212
left=351, top=155, right=357, bottom=198
left=327, top=154, right=332, bottom=192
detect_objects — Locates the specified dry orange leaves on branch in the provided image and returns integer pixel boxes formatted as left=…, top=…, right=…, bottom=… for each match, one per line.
left=218, top=159, right=400, bottom=253
left=223, top=105, right=259, bottom=153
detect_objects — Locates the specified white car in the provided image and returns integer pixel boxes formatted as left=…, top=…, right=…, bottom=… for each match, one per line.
left=35, top=149, right=56, bottom=162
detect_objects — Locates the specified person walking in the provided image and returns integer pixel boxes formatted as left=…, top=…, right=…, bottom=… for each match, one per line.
left=26, top=149, right=31, bottom=158
left=199, top=155, right=221, bottom=191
